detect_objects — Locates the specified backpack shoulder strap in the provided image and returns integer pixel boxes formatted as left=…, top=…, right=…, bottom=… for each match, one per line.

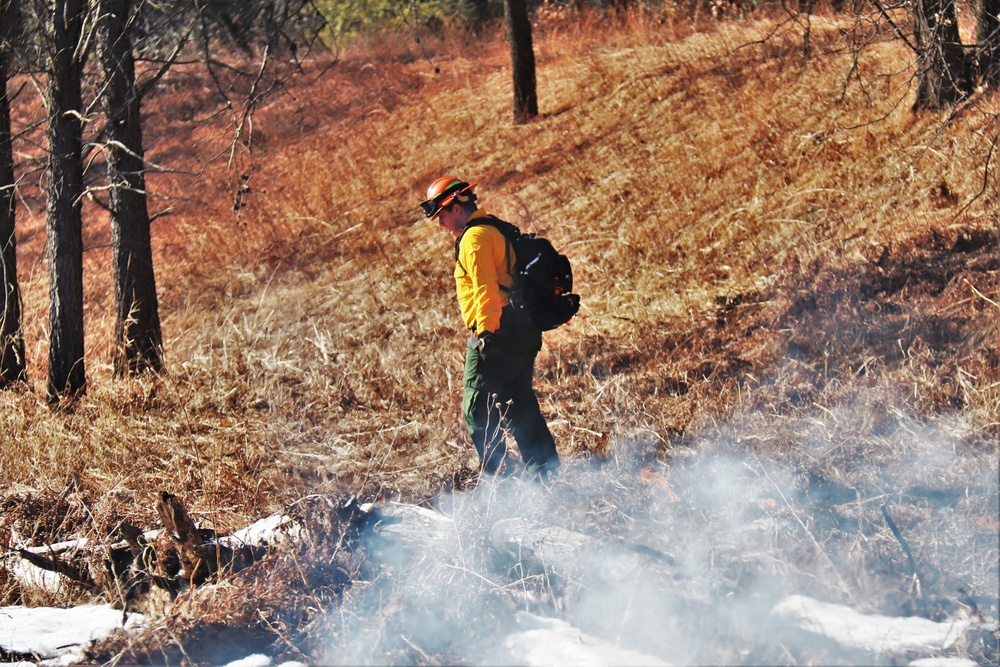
left=455, top=215, right=520, bottom=278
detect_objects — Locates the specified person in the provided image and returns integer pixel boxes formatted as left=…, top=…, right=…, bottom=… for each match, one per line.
left=421, top=176, right=560, bottom=478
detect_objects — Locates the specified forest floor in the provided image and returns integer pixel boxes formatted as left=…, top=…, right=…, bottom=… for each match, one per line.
left=0, top=4, right=997, bottom=665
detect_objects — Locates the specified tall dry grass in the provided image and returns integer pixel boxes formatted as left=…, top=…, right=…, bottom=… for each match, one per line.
left=1, top=3, right=996, bottom=619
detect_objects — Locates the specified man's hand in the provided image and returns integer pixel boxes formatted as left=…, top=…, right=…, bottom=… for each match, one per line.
left=476, top=332, right=496, bottom=360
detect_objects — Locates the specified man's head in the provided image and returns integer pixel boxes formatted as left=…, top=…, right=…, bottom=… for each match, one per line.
left=422, top=176, right=477, bottom=235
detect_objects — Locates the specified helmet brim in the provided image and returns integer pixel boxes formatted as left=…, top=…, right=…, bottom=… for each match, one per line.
left=421, top=182, right=477, bottom=218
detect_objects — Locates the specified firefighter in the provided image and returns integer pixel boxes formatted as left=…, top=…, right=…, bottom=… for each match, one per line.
left=421, top=176, right=560, bottom=478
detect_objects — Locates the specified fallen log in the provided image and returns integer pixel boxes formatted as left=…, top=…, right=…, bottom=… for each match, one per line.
left=2, top=495, right=301, bottom=602
left=2, top=552, right=72, bottom=598
left=11, top=546, right=95, bottom=591
left=155, top=491, right=224, bottom=590
left=358, top=501, right=457, bottom=563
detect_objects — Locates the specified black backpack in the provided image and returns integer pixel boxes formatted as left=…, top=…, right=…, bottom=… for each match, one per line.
left=456, top=215, right=580, bottom=331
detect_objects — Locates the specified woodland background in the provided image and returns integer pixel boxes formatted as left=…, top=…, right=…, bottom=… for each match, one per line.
left=0, top=0, right=997, bottom=663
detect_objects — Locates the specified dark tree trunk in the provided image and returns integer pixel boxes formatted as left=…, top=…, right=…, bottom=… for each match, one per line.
left=974, top=0, right=1000, bottom=86
left=607, top=0, right=633, bottom=13
left=98, top=0, right=164, bottom=376
left=503, top=0, right=537, bottom=124
left=913, top=0, right=970, bottom=110
left=0, top=0, right=25, bottom=387
left=44, top=0, right=87, bottom=399
left=467, top=0, right=491, bottom=33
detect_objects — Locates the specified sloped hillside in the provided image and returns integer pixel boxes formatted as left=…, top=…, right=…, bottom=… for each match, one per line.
left=0, top=6, right=996, bottom=665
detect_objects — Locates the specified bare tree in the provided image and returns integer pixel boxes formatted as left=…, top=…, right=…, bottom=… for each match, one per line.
left=189, top=1, right=331, bottom=209
left=503, top=0, right=537, bottom=124
left=912, top=0, right=968, bottom=110
left=2, top=0, right=331, bottom=397
left=98, top=0, right=163, bottom=376
left=94, top=0, right=327, bottom=378
left=42, top=0, right=89, bottom=399
left=0, top=0, right=24, bottom=387
left=974, top=0, right=1000, bottom=86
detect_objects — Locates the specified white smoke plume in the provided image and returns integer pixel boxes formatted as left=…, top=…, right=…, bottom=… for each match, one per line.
left=321, top=389, right=999, bottom=665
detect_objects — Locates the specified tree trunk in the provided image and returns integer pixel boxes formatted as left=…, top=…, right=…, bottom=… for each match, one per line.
left=467, top=0, right=492, bottom=33
left=98, top=0, right=164, bottom=376
left=44, top=0, right=87, bottom=399
left=0, top=0, right=25, bottom=387
left=913, top=0, right=969, bottom=110
left=607, top=0, right=634, bottom=13
left=503, top=0, right=537, bottom=124
left=974, top=0, right=1000, bottom=86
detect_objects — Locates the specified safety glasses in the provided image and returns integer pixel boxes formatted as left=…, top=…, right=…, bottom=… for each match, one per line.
left=420, top=196, right=446, bottom=218
left=421, top=181, right=474, bottom=218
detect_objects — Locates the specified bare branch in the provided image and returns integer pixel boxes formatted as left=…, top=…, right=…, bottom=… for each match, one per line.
left=136, top=13, right=198, bottom=99
left=869, top=0, right=917, bottom=54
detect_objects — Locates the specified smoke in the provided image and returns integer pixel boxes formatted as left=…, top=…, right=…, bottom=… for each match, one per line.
left=320, top=390, right=999, bottom=665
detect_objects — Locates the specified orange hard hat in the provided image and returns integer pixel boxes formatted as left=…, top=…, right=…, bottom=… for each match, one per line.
left=421, top=177, right=476, bottom=218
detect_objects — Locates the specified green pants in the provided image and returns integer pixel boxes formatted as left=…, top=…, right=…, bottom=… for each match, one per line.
left=462, top=323, right=559, bottom=475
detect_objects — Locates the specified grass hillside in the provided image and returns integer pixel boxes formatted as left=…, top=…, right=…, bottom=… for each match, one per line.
left=0, top=4, right=997, bottom=663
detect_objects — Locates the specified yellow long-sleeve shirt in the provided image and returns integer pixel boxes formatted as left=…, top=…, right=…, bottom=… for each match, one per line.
left=454, top=210, right=515, bottom=335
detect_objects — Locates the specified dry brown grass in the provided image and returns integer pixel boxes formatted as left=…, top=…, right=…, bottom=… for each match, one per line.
left=0, top=3, right=997, bottom=661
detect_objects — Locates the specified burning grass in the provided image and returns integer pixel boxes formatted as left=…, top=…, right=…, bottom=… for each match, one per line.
left=1, top=2, right=997, bottom=664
